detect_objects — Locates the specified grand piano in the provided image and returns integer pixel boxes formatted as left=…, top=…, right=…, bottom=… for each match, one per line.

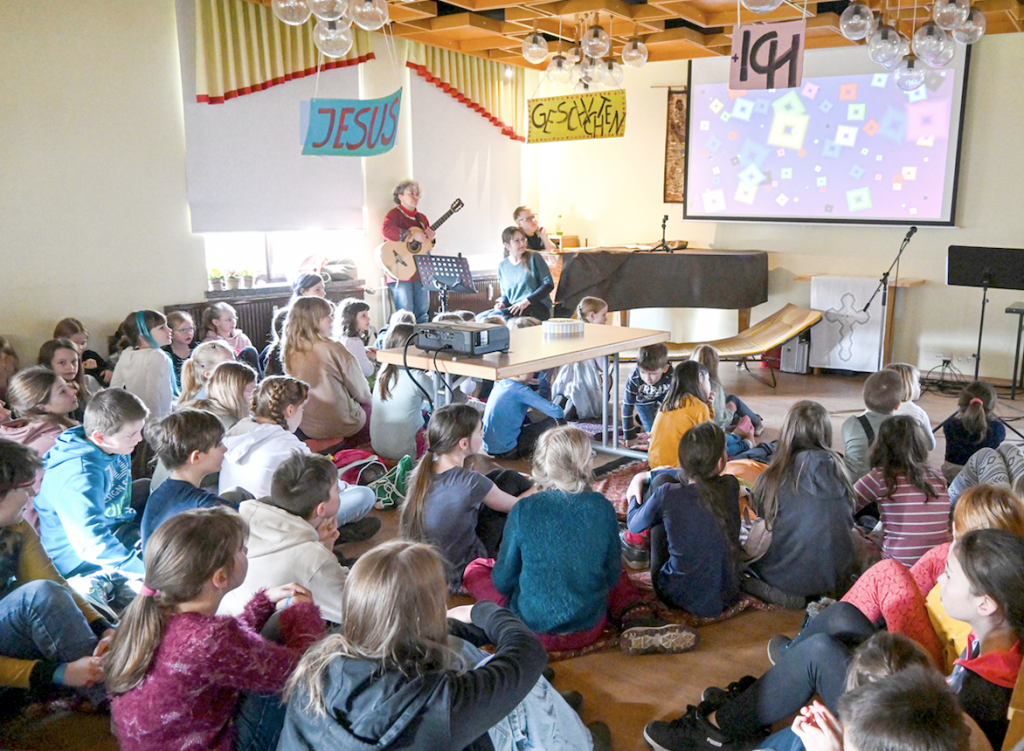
left=549, top=246, right=769, bottom=331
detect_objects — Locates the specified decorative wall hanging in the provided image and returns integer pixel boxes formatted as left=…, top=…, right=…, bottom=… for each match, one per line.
left=663, top=88, right=687, bottom=204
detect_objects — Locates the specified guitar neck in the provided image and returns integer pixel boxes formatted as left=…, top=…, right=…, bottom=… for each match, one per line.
left=430, top=208, right=457, bottom=233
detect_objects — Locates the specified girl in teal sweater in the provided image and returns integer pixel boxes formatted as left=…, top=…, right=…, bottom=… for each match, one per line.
left=464, top=426, right=698, bottom=655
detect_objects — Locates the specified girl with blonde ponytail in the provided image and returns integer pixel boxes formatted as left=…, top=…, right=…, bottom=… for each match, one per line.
left=177, top=340, right=234, bottom=405
left=106, top=506, right=324, bottom=751
left=399, top=404, right=533, bottom=591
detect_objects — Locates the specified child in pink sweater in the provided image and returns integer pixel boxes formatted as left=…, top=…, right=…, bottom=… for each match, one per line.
left=105, top=507, right=324, bottom=751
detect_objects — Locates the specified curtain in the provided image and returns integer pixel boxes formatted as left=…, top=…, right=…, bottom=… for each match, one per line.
left=195, top=0, right=374, bottom=103
left=406, top=43, right=525, bottom=141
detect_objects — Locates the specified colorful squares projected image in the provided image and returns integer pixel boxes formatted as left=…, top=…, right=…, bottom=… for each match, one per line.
left=686, top=70, right=957, bottom=221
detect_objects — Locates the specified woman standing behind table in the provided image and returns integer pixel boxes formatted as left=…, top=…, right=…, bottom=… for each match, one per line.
left=495, top=227, right=554, bottom=322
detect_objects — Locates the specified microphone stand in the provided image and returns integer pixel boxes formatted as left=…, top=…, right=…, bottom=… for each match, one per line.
left=863, top=227, right=916, bottom=369
left=647, top=215, right=673, bottom=253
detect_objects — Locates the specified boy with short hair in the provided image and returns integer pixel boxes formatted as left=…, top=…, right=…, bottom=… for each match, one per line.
left=622, top=344, right=673, bottom=447
left=34, top=389, right=149, bottom=603
left=842, top=369, right=903, bottom=481
left=140, top=408, right=241, bottom=548
left=217, top=451, right=349, bottom=624
left=482, top=372, right=565, bottom=460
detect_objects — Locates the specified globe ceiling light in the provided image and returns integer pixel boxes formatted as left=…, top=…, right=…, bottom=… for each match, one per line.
left=573, top=76, right=592, bottom=93
left=881, top=36, right=910, bottom=69
left=314, top=20, right=354, bottom=57
left=621, top=37, right=649, bottom=67
left=566, top=45, right=583, bottom=65
left=351, top=0, right=389, bottom=31
left=546, top=54, right=573, bottom=85
left=272, top=0, right=312, bottom=25
left=581, top=55, right=606, bottom=84
left=603, top=59, right=625, bottom=86
left=932, top=0, right=971, bottom=29
left=867, top=24, right=902, bottom=66
left=839, top=2, right=875, bottom=40
left=522, top=31, right=549, bottom=64
left=894, top=54, right=926, bottom=90
left=741, top=0, right=786, bottom=14
left=309, top=0, right=347, bottom=21
left=952, top=7, right=986, bottom=43
left=581, top=20, right=611, bottom=58
left=912, top=21, right=952, bottom=65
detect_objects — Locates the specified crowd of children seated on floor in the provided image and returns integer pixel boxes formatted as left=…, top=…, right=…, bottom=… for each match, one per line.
left=0, top=282, right=1020, bottom=751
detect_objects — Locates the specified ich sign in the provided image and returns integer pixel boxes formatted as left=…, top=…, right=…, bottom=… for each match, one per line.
left=730, top=21, right=805, bottom=90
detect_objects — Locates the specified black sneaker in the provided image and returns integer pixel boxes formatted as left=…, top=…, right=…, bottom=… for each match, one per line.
left=644, top=702, right=736, bottom=751
left=560, top=690, right=584, bottom=714
left=619, top=524, right=650, bottom=570
left=700, top=675, right=758, bottom=710
left=335, top=516, right=382, bottom=545
left=542, top=664, right=556, bottom=682
left=589, top=720, right=612, bottom=751
left=767, top=634, right=792, bottom=665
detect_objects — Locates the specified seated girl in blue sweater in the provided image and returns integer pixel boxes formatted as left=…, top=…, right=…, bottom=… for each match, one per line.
left=465, top=426, right=698, bottom=655
left=625, top=422, right=743, bottom=618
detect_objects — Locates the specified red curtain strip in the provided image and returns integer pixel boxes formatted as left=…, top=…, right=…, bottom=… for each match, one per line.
left=406, top=62, right=524, bottom=142
left=197, top=53, right=376, bottom=104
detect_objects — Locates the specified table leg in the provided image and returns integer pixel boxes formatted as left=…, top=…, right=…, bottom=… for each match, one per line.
left=612, top=352, right=620, bottom=450
left=738, top=308, right=750, bottom=333
left=601, top=355, right=609, bottom=450
left=1012, top=313, right=1024, bottom=401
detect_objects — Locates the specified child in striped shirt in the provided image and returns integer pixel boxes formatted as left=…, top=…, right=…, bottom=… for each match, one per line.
left=853, top=415, right=951, bottom=566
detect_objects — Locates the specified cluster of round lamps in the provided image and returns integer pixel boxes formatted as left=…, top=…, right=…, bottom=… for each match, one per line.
left=522, top=18, right=649, bottom=90
left=270, top=0, right=390, bottom=58
left=840, top=0, right=985, bottom=91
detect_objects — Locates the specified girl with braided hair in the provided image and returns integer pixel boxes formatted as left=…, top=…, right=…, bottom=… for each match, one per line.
left=218, top=377, right=375, bottom=530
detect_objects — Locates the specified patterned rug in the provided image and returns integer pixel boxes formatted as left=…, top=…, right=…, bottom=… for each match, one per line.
left=593, top=459, right=650, bottom=517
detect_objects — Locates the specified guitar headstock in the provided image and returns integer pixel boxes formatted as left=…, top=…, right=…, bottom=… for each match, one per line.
left=450, top=199, right=465, bottom=213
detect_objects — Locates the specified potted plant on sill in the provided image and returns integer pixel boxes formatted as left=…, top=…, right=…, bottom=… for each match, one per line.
left=208, top=269, right=225, bottom=292
left=240, top=269, right=256, bottom=289
left=225, top=271, right=241, bottom=291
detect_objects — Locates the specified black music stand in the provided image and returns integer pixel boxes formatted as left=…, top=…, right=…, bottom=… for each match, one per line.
left=948, top=245, right=1024, bottom=380
left=415, top=254, right=476, bottom=314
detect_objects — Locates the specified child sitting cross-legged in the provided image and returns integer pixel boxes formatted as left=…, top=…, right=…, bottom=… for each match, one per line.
left=33, top=388, right=150, bottom=609
left=841, top=368, right=903, bottom=483
left=218, top=452, right=351, bottom=626
left=106, top=507, right=325, bottom=751
left=482, top=369, right=565, bottom=460
left=648, top=361, right=752, bottom=469
left=852, top=415, right=951, bottom=567
left=625, top=422, right=743, bottom=618
left=140, top=408, right=249, bottom=549
left=622, top=343, right=672, bottom=449
left=400, top=404, right=534, bottom=592
left=940, top=381, right=1004, bottom=484
left=465, top=425, right=699, bottom=655
left=0, top=439, right=114, bottom=705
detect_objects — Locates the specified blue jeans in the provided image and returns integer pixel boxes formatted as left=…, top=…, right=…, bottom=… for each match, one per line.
left=726, top=432, right=750, bottom=457
left=715, top=603, right=874, bottom=736
left=234, top=692, right=287, bottom=751
left=0, top=580, right=98, bottom=687
left=634, top=402, right=659, bottom=434
left=390, top=280, right=430, bottom=324
left=335, top=485, right=377, bottom=527
left=727, top=394, right=761, bottom=427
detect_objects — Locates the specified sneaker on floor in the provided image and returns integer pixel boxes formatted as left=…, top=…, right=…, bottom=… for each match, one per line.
left=740, top=575, right=807, bottom=610
left=621, top=623, right=699, bottom=656
left=588, top=720, right=612, bottom=751
left=700, top=675, right=758, bottom=710
left=335, top=515, right=382, bottom=545
left=560, top=690, right=584, bottom=714
left=754, top=415, right=765, bottom=437
left=644, top=702, right=736, bottom=751
left=767, top=634, right=792, bottom=665
left=619, top=525, right=650, bottom=570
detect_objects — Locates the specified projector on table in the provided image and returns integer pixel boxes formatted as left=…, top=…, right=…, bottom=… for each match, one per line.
left=414, top=321, right=510, bottom=356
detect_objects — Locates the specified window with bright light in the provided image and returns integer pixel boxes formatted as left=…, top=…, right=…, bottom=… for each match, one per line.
left=203, top=230, right=365, bottom=283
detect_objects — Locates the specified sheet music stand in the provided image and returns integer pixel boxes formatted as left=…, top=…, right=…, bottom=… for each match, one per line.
left=948, top=245, right=1024, bottom=380
left=415, top=254, right=476, bottom=314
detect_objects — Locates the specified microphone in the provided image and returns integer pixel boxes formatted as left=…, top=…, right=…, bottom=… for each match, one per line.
left=904, top=226, right=917, bottom=242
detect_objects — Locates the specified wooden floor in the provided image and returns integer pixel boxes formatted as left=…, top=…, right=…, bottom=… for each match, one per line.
left=5, top=365, right=1019, bottom=750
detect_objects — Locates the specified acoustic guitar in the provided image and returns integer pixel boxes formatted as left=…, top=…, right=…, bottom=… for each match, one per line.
left=375, top=198, right=465, bottom=281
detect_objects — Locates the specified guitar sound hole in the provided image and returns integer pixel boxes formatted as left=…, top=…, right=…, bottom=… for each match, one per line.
left=409, top=240, right=421, bottom=252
